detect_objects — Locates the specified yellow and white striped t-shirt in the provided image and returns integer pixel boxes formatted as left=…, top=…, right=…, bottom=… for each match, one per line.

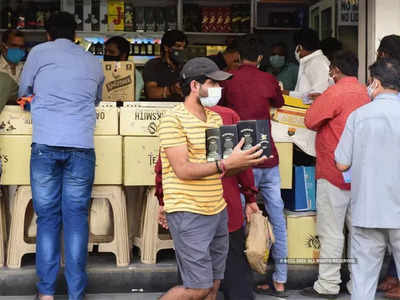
left=158, top=103, right=226, bottom=215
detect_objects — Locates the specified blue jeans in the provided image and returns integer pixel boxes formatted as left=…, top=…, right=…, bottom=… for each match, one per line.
left=30, top=143, right=95, bottom=300
left=253, top=166, right=288, bottom=283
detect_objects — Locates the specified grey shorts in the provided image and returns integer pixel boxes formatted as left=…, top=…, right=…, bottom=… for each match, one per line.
left=167, top=208, right=229, bottom=289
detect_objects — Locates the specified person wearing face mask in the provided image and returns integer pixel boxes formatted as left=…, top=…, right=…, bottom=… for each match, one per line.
left=0, top=29, right=25, bottom=83
left=282, top=28, right=330, bottom=104
left=104, top=36, right=144, bottom=101
left=335, top=58, right=400, bottom=300
left=143, top=30, right=187, bottom=101
left=301, top=50, right=369, bottom=299
left=207, top=38, right=241, bottom=72
left=264, top=42, right=299, bottom=91
left=374, top=34, right=400, bottom=299
left=221, top=35, right=288, bottom=297
left=158, top=57, right=267, bottom=300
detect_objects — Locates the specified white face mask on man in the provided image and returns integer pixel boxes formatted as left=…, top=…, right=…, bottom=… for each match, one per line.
left=200, top=87, right=222, bottom=107
left=295, top=45, right=302, bottom=63
left=367, top=80, right=378, bottom=99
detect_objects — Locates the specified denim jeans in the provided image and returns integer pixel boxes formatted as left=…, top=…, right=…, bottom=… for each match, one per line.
left=253, top=166, right=288, bottom=283
left=30, top=143, right=95, bottom=300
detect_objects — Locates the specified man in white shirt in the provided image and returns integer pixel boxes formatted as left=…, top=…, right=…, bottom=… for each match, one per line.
left=0, top=29, right=25, bottom=83
left=283, top=28, right=330, bottom=104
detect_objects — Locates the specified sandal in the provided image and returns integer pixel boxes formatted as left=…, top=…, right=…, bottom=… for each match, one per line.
left=255, top=284, right=288, bottom=298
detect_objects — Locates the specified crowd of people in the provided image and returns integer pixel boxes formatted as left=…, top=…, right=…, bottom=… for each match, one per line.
left=1, top=9, right=400, bottom=300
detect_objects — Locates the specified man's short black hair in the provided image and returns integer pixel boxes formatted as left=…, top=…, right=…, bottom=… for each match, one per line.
left=271, top=42, right=288, bottom=57
left=161, top=30, right=187, bottom=54
left=321, top=37, right=343, bottom=61
left=45, top=11, right=76, bottom=41
left=369, top=58, right=400, bottom=91
left=294, top=28, right=320, bottom=51
left=180, top=75, right=207, bottom=97
left=105, top=36, right=130, bottom=57
left=225, top=38, right=240, bottom=54
left=1, top=29, right=24, bottom=44
left=378, top=35, right=400, bottom=62
left=331, top=50, right=358, bottom=77
left=238, top=34, right=263, bottom=62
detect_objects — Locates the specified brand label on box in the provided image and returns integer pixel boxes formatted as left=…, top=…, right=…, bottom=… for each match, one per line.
left=102, top=61, right=135, bottom=102
left=120, top=107, right=169, bottom=136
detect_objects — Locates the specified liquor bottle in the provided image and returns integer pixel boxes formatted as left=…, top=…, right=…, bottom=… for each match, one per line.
left=2, top=7, right=14, bottom=29
left=154, top=41, right=161, bottom=56
left=146, top=41, right=154, bottom=56
left=237, top=120, right=257, bottom=151
left=124, top=0, right=134, bottom=31
left=220, top=125, right=238, bottom=159
left=206, top=128, right=222, bottom=162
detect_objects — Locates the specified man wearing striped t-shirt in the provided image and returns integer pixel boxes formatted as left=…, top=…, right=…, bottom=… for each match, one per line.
left=158, top=57, right=267, bottom=300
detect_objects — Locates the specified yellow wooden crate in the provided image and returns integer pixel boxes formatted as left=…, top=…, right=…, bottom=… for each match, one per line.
left=123, top=136, right=159, bottom=186
left=0, top=136, right=122, bottom=185
left=286, top=213, right=320, bottom=264
left=283, top=95, right=311, bottom=109
left=276, top=142, right=293, bottom=189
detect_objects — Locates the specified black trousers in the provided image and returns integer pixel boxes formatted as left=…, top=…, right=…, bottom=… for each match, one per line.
left=222, top=228, right=254, bottom=300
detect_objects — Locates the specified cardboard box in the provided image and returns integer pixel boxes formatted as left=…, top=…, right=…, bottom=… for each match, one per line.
left=93, top=136, right=122, bottom=184
left=0, top=135, right=31, bottom=185
left=0, top=135, right=122, bottom=185
left=123, top=136, right=159, bottom=186
left=120, top=103, right=178, bottom=136
left=94, top=107, right=119, bottom=135
left=283, top=95, right=310, bottom=109
left=286, top=213, right=320, bottom=263
left=283, top=166, right=316, bottom=211
left=0, top=106, right=32, bottom=135
left=102, top=61, right=135, bottom=102
left=272, top=105, right=307, bottom=128
left=276, top=142, right=293, bottom=189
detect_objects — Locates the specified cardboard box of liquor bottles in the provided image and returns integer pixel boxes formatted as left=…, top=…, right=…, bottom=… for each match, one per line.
left=0, top=135, right=122, bottom=185
left=102, top=61, right=135, bottom=102
left=123, top=136, right=159, bottom=186
left=119, top=102, right=178, bottom=136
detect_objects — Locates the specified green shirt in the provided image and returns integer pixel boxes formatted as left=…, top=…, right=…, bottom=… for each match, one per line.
left=0, top=71, right=18, bottom=112
left=267, top=62, right=299, bottom=91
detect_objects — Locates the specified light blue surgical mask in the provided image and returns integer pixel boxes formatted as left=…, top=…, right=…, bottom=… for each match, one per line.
left=5, top=47, right=25, bottom=64
left=269, top=55, right=285, bottom=69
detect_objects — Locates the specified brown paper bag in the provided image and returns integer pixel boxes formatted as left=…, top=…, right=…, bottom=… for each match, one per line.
left=245, top=212, right=275, bottom=274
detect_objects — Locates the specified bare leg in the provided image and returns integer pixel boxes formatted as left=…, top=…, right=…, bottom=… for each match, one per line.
left=159, top=285, right=211, bottom=300
left=205, top=280, right=221, bottom=300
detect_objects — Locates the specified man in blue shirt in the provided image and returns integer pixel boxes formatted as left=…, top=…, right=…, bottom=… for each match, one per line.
left=18, top=12, right=104, bottom=300
left=335, top=58, right=400, bottom=300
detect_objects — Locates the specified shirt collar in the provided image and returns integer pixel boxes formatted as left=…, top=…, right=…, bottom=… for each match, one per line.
left=299, top=49, right=324, bottom=64
left=239, top=63, right=258, bottom=70
left=0, top=54, right=9, bottom=70
left=374, top=92, right=400, bottom=101
left=336, top=76, right=359, bottom=85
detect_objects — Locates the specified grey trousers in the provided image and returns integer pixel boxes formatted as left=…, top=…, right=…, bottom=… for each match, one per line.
left=351, top=226, right=400, bottom=300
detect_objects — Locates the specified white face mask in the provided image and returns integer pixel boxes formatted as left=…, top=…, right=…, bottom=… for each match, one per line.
left=295, top=45, right=301, bottom=63
left=367, top=80, right=377, bottom=99
left=200, top=87, right=222, bottom=107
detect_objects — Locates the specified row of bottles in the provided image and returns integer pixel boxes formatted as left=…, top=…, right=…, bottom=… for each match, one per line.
left=87, top=39, right=161, bottom=57
left=1, top=2, right=60, bottom=29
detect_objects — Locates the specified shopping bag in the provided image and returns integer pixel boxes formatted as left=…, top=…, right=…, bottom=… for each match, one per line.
left=245, top=212, right=275, bottom=274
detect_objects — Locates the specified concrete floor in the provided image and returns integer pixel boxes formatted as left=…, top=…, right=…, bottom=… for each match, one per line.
left=0, top=291, right=389, bottom=300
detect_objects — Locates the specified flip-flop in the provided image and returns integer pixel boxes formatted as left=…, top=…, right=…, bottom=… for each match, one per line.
left=255, top=285, right=288, bottom=298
